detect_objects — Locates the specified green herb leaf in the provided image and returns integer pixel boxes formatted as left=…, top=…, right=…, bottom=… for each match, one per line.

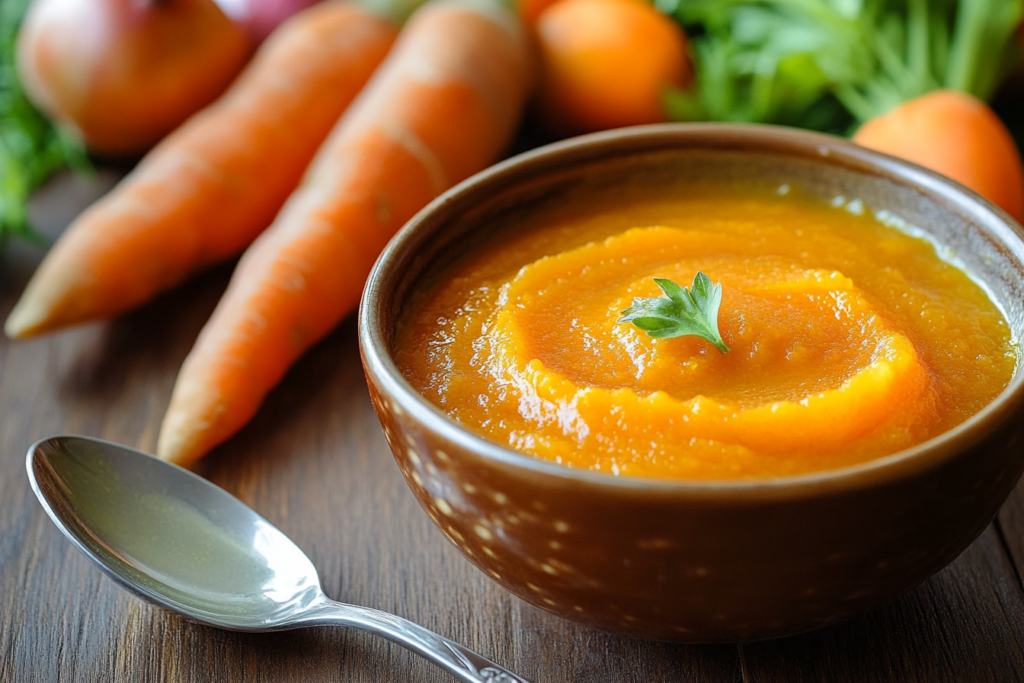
left=617, top=272, right=731, bottom=353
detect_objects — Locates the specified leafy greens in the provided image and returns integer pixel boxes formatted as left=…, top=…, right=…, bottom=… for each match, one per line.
left=662, top=0, right=1024, bottom=133
left=0, top=0, right=88, bottom=244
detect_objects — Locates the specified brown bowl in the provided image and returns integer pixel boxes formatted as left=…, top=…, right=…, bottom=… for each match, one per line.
left=357, top=124, right=1024, bottom=642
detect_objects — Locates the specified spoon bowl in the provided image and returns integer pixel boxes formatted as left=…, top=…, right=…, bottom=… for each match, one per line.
left=28, top=435, right=529, bottom=682
left=29, top=435, right=321, bottom=630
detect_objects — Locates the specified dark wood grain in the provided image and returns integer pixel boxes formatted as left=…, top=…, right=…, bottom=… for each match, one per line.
left=3, top=173, right=1024, bottom=682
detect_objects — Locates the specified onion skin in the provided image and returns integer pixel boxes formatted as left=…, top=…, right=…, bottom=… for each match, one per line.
left=220, top=0, right=324, bottom=43
left=17, top=0, right=252, bottom=157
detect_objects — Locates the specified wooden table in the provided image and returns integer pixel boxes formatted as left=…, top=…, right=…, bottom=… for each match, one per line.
left=4, top=172, right=1024, bottom=683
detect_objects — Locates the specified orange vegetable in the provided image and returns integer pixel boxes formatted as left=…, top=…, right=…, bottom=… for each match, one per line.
left=854, top=89, right=1024, bottom=223
left=534, top=0, right=690, bottom=134
left=5, top=2, right=398, bottom=340
left=517, top=0, right=558, bottom=27
left=229, top=0, right=325, bottom=43
left=17, top=0, right=252, bottom=156
left=157, top=0, right=533, bottom=465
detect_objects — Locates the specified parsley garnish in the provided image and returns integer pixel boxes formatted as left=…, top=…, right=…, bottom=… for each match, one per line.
left=617, top=272, right=730, bottom=353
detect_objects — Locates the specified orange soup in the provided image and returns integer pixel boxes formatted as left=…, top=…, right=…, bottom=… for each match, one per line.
left=394, top=186, right=1017, bottom=480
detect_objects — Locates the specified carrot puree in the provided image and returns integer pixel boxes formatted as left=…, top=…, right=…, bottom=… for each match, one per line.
left=395, top=186, right=1017, bottom=479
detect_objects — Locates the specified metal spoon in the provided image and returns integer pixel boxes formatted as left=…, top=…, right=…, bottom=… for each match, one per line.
left=27, top=435, right=529, bottom=683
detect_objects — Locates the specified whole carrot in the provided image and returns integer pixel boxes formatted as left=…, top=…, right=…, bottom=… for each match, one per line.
left=4, top=2, right=398, bottom=339
left=158, top=0, right=533, bottom=465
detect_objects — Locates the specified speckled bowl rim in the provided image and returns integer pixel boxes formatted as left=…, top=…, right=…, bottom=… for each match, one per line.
left=359, top=123, right=1024, bottom=499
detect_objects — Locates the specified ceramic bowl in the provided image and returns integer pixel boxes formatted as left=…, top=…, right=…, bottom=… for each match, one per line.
left=358, top=124, right=1024, bottom=642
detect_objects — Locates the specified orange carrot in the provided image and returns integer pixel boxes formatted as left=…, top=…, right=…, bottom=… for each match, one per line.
left=157, top=0, right=533, bottom=465
left=4, top=2, right=398, bottom=339
left=854, top=89, right=1024, bottom=223
left=535, top=0, right=690, bottom=134
left=517, top=0, right=559, bottom=27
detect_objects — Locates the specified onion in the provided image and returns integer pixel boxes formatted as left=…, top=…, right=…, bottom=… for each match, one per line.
left=17, top=0, right=252, bottom=156
left=215, top=0, right=323, bottom=43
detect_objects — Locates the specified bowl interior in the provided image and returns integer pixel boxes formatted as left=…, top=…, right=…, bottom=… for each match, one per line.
left=364, top=125, right=1024, bottom=486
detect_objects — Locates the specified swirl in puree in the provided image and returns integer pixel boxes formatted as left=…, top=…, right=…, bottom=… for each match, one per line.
left=396, top=189, right=1015, bottom=479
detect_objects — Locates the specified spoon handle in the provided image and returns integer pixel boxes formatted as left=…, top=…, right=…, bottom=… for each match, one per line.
left=299, top=599, right=531, bottom=683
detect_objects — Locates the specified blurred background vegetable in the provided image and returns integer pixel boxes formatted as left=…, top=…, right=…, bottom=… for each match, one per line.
left=663, top=0, right=867, bottom=131
left=0, top=0, right=86, bottom=243
left=534, top=0, right=691, bottom=134
left=212, top=0, right=431, bottom=42
left=664, top=0, right=1023, bottom=130
left=517, top=0, right=558, bottom=26
left=17, top=0, right=251, bottom=157
left=216, top=0, right=323, bottom=42
left=855, top=89, right=1024, bottom=222
left=656, top=0, right=1024, bottom=217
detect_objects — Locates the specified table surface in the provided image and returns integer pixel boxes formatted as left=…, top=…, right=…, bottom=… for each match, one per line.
left=4, top=171, right=1024, bottom=683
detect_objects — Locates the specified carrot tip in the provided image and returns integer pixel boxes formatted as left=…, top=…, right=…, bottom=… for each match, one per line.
left=155, top=436, right=193, bottom=466
left=156, top=426, right=200, bottom=466
left=4, top=301, right=45, bottom=339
